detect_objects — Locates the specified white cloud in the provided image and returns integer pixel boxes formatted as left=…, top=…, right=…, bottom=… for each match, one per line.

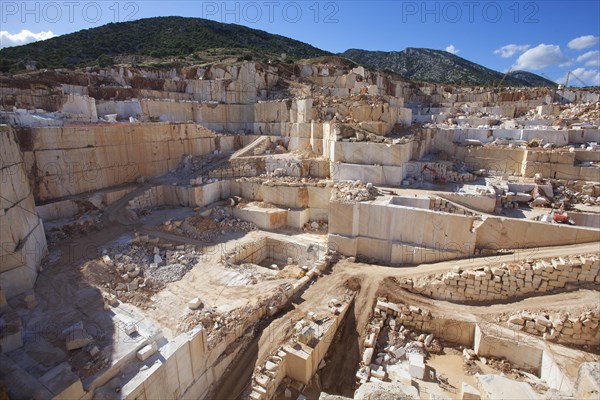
left=567, top=35, right=599, bottom=50
left=445, top=45, right=459, bottom=54
left=0, top=30, right=56, bottom=48
left=512, top=44, right=569, bottom=70
left=493, top=44, right=530, bottom=58
left=556, top=68, right=600, bottom=86
left=576, top=50, right=600, bottom=67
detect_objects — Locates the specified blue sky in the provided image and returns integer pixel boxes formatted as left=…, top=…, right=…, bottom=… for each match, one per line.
left=1, top=1, right=599, bottom=85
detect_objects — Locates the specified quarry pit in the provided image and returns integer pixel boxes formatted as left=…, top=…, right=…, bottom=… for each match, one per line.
left=1, top=60, right=599, bottom=400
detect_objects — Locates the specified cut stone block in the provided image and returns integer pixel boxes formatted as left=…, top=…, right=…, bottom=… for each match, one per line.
left=39, top=362, right=84, bottom=399
left=188, top=297, right=203, bottom=310
left=65, top=328, right=92, bottom=351
left=255, top=374, right=269, bottom=388
left=362, top=347, right=374, bottom=365
left=265, top=361, right=277, bottom=371
left=461, top=382, right=481, bottom=400
left=425, top=334, right=434, bottom=347
left=386, top=364, right=412, bottom=385
left=369, top=364, right=387, bottom=380
left=476, top=374, right=538, bottom=399
left=136, top=342, right=158, bottom=361
left=408, top=353, right=426, bottom=380
left=391, top=346, right=406, bottom=359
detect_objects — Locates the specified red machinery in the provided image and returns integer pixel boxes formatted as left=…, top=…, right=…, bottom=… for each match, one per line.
left=422, top=165, right=447, bottom=184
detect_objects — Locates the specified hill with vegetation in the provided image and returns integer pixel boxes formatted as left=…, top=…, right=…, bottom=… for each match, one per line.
left=0, top=16, right=329, bottom=72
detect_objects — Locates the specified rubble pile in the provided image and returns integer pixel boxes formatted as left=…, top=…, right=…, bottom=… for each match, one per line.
left=189, top=152, right=231, bottom=173
left=552, top=181, right=600, bottom=207
left=505, top=309, right=600, bottom=347
left=331, top=181, right=381, bottom=203
left=145, top=259, right=193, bottom=284
left=424, top=99, right=599, bottom=129
left=160, top=211, right=256, bottom=242
left=356, top=299, right=443, bottom=386
left=46, top=213, right=102, bottom=242
left=178, top=282, right=294, bottom=347
left=403, top=161, right=476, bottom=186
left=360, top=299, right=551, bottom=397
left=312, top=94, right=388, bottom=123
left=558, top=102, right=600, bottom=123
left=401, top=254, right=600, bottom=302
left=302, top=220, right=328, bottom=233
left=241, top=175, right=328, bottom=187
left=60, top=321, right=110, bottom=379
left=334, top=124, right=413, bottom=144
left=492, top=180, right=555, bottom=210
left=96, top=242, right=200, bottom=304
left=178, top=305, right=246, bottom=345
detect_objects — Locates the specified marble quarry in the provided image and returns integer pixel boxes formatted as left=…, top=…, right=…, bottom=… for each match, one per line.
left=0, top=60, right=599, bottom=400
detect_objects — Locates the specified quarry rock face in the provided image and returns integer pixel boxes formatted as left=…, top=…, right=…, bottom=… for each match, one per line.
left=0, top=125, right=47, bottom=298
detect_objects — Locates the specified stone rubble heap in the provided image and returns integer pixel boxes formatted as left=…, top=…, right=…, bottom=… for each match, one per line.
left=178, top=287, right=284, bottom=349
left=331, top=181, right=381, bottom=203
left=244, top=175, right=329, bottom=187
left=356, top=299, right=442, bottom=386
left=178, top=304, right=247, bottom=346
left=101, top=242, right=200, bottom=301
left=558, top=102, right=600, bottom=122
left=60, top=321, right=109, bottom=378
left=506, top=309, right=600, bottom=347
left=334, top=123, right=412, bottom=145
left=401, top=254, right=600, bottom=303
left=553, top=181, right=600, bottom=207
left=302, top=220, right=329, bottom=233
left=492, top=179, right=598, bottom=211
left=46, top=213, right=101, bottom=243
left=161, top=211, right=256, bottom=242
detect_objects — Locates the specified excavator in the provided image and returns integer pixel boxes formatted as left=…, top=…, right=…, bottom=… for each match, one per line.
left=551, top=203, right=574, bottom=225
left=422, top=165, right=447, bottom=184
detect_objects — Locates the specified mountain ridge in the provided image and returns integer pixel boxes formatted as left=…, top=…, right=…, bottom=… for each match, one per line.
left=341, top=47, right=557, bottom=87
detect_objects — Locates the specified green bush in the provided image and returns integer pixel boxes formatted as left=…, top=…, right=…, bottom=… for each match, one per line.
left=97, top=55, right=114, bottom=67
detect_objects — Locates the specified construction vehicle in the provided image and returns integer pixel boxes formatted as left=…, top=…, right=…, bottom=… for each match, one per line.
left=551, top=204, right=575, bottom=225
left=421, top=165, right=447, bottom=184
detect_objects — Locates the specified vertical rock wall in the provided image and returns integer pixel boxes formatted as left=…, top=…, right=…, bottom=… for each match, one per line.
left=0, top=124, right=47, bottom=299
